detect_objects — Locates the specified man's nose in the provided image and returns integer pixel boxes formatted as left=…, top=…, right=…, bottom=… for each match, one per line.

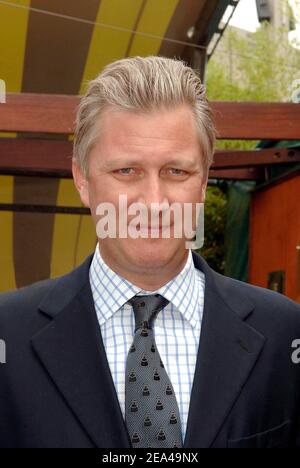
left=138, top=173, right=168, bottom=207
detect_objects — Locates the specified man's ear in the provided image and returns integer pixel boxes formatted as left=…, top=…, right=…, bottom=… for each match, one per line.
left=72, top=158, right=90, bottom=208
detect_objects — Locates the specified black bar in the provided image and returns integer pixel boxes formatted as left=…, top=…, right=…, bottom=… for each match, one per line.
left=0, top=203, right=90, bottom=215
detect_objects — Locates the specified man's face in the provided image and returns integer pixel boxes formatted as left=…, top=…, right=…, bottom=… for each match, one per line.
left=73, top=104, right=208, bottom=273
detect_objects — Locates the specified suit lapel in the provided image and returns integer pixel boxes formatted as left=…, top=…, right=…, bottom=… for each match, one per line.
left=183, top=252, right=266, bottom=448
left=31, top=255, right=131, bottom=448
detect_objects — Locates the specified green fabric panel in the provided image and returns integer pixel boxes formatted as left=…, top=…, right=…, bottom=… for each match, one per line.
left=224, top=181, right=255, bottom=282
left=257, top=140, right=300, bottom=149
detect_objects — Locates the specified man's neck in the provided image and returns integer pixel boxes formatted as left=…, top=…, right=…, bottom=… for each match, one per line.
left=98, top=244, right=190, bottom=291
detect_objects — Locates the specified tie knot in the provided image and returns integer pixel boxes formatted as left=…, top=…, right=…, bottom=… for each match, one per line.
left=128, top=294, right=169, bottom=331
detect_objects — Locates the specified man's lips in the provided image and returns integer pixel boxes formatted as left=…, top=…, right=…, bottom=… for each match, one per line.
left=138, top=224, right=172, bottom=230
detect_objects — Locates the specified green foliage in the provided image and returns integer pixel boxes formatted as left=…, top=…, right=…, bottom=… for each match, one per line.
left=206, top=21, right=300, bottom=152
left=196, top=186, right=227, bottom=274
left=207, top=22, right=300, bottom=103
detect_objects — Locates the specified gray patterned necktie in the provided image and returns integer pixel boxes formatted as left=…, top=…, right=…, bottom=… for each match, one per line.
left=125, top=294, right=183, bottom=448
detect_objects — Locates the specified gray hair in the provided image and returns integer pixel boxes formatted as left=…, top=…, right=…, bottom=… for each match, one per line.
left=73, top=56, right=216, bottom=177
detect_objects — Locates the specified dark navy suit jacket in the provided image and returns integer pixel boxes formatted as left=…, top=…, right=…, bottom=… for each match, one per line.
left=0, top=250, right=300, bottom=448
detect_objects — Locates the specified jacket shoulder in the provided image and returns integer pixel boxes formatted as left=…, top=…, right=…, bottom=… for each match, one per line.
left=193, top=250, right=300, bottom=317
left=0, top=254, right=94, bottom=327
left=221, top=271, right=299, bottom=306
left=213, top=268, right=300, bottom=327
left=0, top=277, right=59, bottom=324
left=0, top=255, right=93, bottom=333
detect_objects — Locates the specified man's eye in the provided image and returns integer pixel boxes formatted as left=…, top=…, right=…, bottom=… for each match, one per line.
left=115, top=168, right=135, bottom=175
left=169, top=168, right=186, bottom=176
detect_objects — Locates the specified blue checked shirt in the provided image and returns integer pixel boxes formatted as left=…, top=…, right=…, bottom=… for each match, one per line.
left=89, top=245, right=205, bottom=442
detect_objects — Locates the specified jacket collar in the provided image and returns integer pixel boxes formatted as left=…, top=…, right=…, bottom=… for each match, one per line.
left=90, top=246, right=203, bottom=329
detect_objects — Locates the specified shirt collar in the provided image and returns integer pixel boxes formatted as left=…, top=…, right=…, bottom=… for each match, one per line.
left=89, top=244, right=201, bottom=329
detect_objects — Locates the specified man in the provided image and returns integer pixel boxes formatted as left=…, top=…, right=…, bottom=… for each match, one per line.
left=0, top=56, right=300, bottom=448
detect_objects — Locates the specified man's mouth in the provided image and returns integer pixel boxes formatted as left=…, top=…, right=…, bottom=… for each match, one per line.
left=138, top=224, right=173, bottom=234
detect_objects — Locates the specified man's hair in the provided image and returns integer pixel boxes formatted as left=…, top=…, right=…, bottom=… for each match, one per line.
left=73, top=56, right=216, bottom=177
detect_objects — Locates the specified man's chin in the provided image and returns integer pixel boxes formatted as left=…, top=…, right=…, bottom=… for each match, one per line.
left=126, top=238, right=186, bottom=264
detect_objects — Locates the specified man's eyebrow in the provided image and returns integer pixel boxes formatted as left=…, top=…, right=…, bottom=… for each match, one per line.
left=103, top=157, right=198, bottom=169
left=103, top=158, right=141, bottom=169
left=165, top=158, right=198, bottom=167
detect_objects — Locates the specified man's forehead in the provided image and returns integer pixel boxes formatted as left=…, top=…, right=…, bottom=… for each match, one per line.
left=95, top=108, right=199, bottom=154
left=98, top=104, right=198, bottom=138
left=94, top=136, right=202, bottom=167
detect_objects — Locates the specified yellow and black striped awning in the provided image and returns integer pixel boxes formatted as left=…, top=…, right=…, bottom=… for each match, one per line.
left=0, top=0, right=220, bottom=96
left=0, top=0, right=228, bottom=291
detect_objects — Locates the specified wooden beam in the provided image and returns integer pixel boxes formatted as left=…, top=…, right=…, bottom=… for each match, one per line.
left=0, top=93, right=300, bottom=140
left=211, top=102, right=300, bottom=140
left=0, top=203, right=89, bottom=215
left=209, top=168, right=265, bottom=181
left=212, top=148, right=300, bottom=169
left=0, top=138, right=297, bottom=181
left=0, top=93, right=76, bottom=134
left=0, top=139, right=262, bottom=181
left=0, top=138, right=72, bottom=177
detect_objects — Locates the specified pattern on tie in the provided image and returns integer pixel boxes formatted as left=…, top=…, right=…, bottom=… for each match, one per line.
left=125, top=294, right=183, bottom=448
